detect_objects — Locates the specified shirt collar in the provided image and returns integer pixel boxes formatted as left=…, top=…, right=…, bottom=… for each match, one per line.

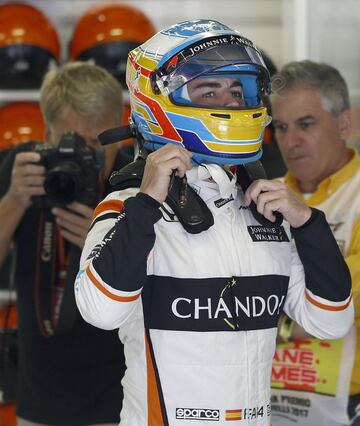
left=285, top=147, right=360, bottom=204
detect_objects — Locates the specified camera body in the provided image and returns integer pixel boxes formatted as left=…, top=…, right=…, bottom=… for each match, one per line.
left=32, top=132, right=100, bottom=208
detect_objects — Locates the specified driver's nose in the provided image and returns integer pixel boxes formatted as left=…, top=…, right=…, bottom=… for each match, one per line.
left=222, top=91, right=245, bottom=107
left=224, top=98, right=245, bottom=107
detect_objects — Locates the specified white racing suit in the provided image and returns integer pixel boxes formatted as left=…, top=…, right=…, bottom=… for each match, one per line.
left=75, top=165, right=353, bottom=425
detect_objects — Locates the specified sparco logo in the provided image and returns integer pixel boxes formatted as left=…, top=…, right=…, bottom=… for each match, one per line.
left=176, top=408, right=220, bottom=421
left=41, top=221, right=53, bottom=262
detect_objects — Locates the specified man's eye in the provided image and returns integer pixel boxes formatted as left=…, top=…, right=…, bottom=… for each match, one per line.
left=232, top=90, right=243, bottom=98
left=203, top=91, right=215, bottom=98
left=273, top=123, right=287, bottom=131
left=300, top=121, right=313, bottom=130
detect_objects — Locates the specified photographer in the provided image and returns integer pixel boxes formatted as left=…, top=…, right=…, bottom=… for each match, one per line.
left=0, top=62, right=126, bottom=426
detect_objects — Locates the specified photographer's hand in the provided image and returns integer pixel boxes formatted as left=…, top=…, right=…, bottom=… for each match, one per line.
left=7, top=152, right=46, bottom=209
left=0, top=152, right=46, bottom=265
left=52, top=202, right=93, bottom=249
left=244, top=179, right=311, bottom=228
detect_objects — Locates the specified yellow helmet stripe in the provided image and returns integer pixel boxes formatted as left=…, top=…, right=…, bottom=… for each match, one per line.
left=204, top=140, right=262, bottom=153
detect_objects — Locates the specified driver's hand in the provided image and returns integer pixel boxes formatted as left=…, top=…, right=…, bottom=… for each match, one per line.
left=244, top=179, right=312, bottom=228
left=140, top=144, right=192, bottom=203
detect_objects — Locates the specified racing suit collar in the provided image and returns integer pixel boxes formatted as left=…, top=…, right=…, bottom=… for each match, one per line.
left=186, top=164, right=237, bottom=198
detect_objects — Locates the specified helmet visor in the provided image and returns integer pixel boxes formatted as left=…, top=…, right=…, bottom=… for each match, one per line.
left=171, top=72, right=265, bottom=108
left=154, top=42, right=269, bottom=96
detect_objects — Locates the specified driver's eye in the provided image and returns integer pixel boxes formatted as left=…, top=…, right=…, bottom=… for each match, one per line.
left=232, top=90, right=243, bottom=98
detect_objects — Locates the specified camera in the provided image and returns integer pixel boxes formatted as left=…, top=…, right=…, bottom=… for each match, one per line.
left=31, top=132, right=100, bottom=208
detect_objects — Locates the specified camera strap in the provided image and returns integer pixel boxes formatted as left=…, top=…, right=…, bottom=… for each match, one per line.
left=34, top=209, right=75, bottom=337
left=0, top=244, right=18, bottom=403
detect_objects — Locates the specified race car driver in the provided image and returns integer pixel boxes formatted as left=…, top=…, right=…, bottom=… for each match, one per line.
left=75, top=20, right=354, bottom=425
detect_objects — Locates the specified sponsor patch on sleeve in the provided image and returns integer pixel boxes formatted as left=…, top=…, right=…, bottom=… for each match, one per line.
left=86, top=244, right=102, bottom=260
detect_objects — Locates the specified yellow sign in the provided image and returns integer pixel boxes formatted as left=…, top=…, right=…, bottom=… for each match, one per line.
left=271, top=338, right=344, bottom=395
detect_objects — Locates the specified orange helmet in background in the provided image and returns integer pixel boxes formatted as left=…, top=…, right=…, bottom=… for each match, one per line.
left=0, top=3, right=60, bottom=89
left=0, top=103, right=45, bottom=151
left=70, top=3, right=156, bottom=86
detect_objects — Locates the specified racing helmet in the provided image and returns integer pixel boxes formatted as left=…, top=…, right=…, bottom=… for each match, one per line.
left=0, top=103, right=45, bottom=150
left=126, top=20, right=272, bottom=165
left=0, top=3, right=60, bottom=89
left=70, top=3, right=156, bottom=86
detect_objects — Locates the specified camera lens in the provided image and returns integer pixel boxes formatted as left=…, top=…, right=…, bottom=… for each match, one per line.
left=45, top=162, right=81, bottom=205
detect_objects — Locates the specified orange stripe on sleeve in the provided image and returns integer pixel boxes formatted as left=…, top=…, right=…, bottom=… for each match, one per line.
left=92, top=199, right=124, bottom=220
left=306, top=290, right=352, bottom=311
left=86, top=265, right=140, bottom=302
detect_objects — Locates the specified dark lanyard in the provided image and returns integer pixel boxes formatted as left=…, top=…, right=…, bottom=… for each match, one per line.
left=35, top=209, right=69, bottom=337
left=34, top=172, right=105, bottom=337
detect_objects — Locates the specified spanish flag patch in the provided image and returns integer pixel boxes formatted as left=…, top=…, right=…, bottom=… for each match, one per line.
left=225, top=409, right=242, bottom=421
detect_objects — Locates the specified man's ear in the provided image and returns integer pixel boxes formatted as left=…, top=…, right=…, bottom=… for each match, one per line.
left=338, top=109, right=352, bottom=140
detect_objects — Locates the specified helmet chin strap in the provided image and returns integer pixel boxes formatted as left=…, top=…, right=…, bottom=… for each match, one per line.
left=98, top=124, right=135, bottom=146
left=99, top=121, right=282, bottom=229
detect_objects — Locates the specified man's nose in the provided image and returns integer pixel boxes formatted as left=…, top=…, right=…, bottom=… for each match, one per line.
left=287, top=127, right=303, bottom=147
left=223, top=96, right=245, bottom=108
left=225, top=100, right=245, bottom=107
left=278, top=126, right=301, bottom=149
